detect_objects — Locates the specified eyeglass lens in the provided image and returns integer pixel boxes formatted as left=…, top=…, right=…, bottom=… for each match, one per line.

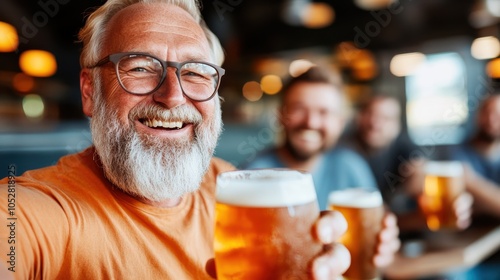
left=116, top=54, right=219, bottom=100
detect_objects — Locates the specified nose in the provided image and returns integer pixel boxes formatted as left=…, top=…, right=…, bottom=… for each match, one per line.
left=152, top=68, right=186, bottom=109
left=304, top=111, right=322, bottom=129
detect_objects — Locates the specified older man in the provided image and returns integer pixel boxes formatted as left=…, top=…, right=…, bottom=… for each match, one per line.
left=0, top=1, right=399, bottom=279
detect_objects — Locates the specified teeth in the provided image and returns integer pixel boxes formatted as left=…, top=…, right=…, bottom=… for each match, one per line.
left=299, top=130, right=321, bottom=142
left=143, top=119, right=183, bottom=129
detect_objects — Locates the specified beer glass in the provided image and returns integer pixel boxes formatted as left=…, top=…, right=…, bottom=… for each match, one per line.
left=214, top=169, right=322, bottom=280
left=418, top=161, right=465, bottom=231
left=328, top=188, right=384, bottom=280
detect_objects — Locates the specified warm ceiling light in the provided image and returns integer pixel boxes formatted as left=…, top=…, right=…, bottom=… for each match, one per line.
left=302, top=2, right=334, bottom=28
left=390, top=52, right=426, bottom=77
left=289, top=59, right=314, bottom=77
left=0, top=21, right=18, bottom=52
left=336, top=41, right=361, bottom=68
left=486, top=58, right=500, bottom=79
left=471, top=36, right=500, bottom=60
left=253, top=58, right=288, bottom=77
left=13, top=73, right=35, bottom=93
left=19, top=50, right=57, bottom=77
left=242, top=81, right=263, bottom=102
left=351, top=50, right=378, bottom=81
left=260, top=75, right=283, bottom=95
left=354, top=0, right=397, bottom=10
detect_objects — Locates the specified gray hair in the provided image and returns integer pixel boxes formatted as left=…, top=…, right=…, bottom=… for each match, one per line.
left=78, top=0, right=224, bottom=68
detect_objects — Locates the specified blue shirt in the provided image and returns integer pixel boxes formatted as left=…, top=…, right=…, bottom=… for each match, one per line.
left=244, top=147, right=377, bottom=210
left=449, top=144, right=500, bottom=183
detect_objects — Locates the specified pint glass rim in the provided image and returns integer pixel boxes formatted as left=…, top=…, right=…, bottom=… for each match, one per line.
left=328, top=187, right=383, bottom=209
left=424, top=160, right=464, bottom=177
left=215, top=168, right=318, bottom=207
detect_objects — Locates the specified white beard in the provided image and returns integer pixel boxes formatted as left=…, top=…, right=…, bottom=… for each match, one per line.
left=90, top=75, right=222, bottom=202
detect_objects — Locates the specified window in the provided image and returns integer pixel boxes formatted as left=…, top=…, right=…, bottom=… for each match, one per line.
left=405, top=52, right=468, bottom=145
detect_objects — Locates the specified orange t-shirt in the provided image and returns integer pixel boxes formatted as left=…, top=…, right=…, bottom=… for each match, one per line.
left=0, top=147, right=234, bottom=279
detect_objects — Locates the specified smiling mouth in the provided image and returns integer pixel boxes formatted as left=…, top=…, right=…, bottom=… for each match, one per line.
left=297, top=130, right=321, bottom=142
left=140, top=118, right=187, bottom=130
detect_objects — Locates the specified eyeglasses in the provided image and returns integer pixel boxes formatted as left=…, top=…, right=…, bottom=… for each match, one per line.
left=89, top=52, right=225, bottom=102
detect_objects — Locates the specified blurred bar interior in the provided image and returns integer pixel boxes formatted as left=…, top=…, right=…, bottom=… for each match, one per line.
left=0, top=0, right=499, bottom=170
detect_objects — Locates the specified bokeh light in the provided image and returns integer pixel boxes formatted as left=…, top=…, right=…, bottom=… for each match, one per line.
left=390, top=52, right=426, bottom=77
left=12, top=73, right=35, bottom=93
left=19, top=50, right=57, bottom=77
left=22, top=94, right=45, bottom=118
left=354, top=0, right=397, bottom=10
left=471, top=36, right=500, bottom=60
left=0, top=21, right=18, bottom=52
left=260, top=75, right=283, bottom=95
left=289, top=59, right=314, bottom=77
left=242, top=81, right=263, bottom=102
left=302, top=3, right=335, bottom=28
left=486, top=58, right=500, bottom=79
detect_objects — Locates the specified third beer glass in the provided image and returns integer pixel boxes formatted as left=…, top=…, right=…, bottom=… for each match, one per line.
left=419, top=161, right=465, bottom=231
left=214, top=169, right=321, bottom=280
left=329, top=188, right=384, bottom=280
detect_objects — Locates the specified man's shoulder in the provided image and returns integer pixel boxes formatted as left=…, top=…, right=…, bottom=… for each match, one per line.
left=210, top=157, right=236, bottom=173
left=0, top=147, right=101, bottom=196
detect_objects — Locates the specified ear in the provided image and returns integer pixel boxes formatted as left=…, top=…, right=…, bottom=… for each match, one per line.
left=80, top=69, right=94, bottom=117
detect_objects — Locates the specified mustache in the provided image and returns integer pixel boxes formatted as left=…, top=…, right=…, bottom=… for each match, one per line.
left=129, top=104, right=203, bottom=124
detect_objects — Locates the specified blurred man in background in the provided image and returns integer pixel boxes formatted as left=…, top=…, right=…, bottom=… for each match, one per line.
left=345, top=95, right=472, bottom=232
left=245, top=66, right=378, bottom=210
left=453, top=94, right=500, bottom=218
left=346, top=96, right=425, bottom=218
left=447, top=93, right=500, bottom=279
left=245, top=66, right=401, bottom=270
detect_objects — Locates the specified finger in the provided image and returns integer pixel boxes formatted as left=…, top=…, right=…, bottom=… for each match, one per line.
left=456, top=207, right=472, bottom=229
left=454, top=192, right=473, bottom=215
left=374, top=212, right=401, bottom=268
left=314, top=210, right=348, bottom=244
left=383, top=212, right=397, bottom=228
left=205, top=258, right=217, bottom=279
left=375, top=236, right=401, bottom=267
left=379, top=213, right=399, bottom=243
left=311, top=243, right=350, bottom=280
left=454, top=192, right=473, bottom=229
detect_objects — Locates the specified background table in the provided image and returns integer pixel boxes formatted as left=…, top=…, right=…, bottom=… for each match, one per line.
left=384, top=225, right=500, bottom=279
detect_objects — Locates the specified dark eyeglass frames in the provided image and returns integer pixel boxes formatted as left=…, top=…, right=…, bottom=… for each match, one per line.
left=89, top=52, right=225, bottom=102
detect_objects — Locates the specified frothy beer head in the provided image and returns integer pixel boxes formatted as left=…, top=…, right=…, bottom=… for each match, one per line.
left=328, top=188, right=383, bottom=208
left=425, top=161, right=463, bottom=177
left=216, top=169, right=317, bottom=207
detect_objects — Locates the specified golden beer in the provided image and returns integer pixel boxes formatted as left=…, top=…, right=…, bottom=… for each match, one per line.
left=419, top=161, right=464, bottom=231
left=214, top=169, right=321, bottom=280
left=329, top=188, right=384, bottom=280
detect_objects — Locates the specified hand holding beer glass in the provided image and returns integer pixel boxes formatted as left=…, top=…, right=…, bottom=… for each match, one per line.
left=214, top=169, right=322, bottom=280
left=418, top=161, right=465, bottom=231
left=329, top=188, right=384, bottom=280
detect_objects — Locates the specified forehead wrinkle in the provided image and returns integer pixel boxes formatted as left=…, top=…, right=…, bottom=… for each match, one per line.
left=106, top=10, right=210, bottom=61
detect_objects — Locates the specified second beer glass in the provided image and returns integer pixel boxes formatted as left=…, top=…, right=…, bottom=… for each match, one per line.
left=214, top=169, right=322, bottom=280
left=329, top=188, right=384, bottom=280
left=418, top=161, right=465, bottom=231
